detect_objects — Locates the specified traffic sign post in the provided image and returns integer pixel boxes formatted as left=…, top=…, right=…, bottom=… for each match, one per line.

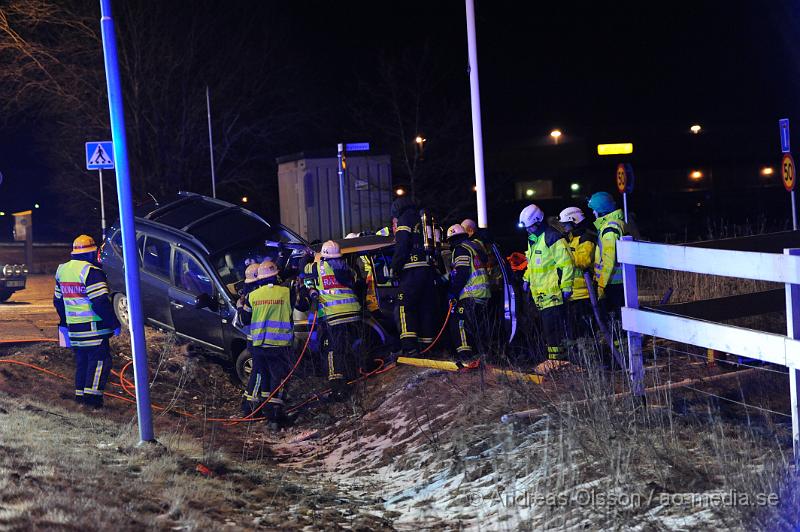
left=86, top=141, right=115, bottom=240
left=337, top=142, right=370, bottom=238
left=616, top=163, right=635, bottom=223
left=783, top=153, right=797, bottom=230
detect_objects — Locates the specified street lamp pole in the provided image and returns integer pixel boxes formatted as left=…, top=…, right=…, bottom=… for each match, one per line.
left=465, top=0, right=488, bottom=229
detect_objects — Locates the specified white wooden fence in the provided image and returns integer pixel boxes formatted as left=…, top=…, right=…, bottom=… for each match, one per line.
left=618, top=235, right=800, bottom=460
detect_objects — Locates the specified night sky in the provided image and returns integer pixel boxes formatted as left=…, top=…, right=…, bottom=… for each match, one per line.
left=1, top=1, right=799, bottom=240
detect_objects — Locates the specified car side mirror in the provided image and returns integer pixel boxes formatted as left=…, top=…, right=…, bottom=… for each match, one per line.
left=195, top=292, right=214, bottom=310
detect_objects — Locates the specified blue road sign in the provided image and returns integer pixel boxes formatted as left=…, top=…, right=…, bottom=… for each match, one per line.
left=85, top=141, right=115, bottom=170
left=345, top=142, right=370, bottom=152
left=780, top=118, right=791, bottom=154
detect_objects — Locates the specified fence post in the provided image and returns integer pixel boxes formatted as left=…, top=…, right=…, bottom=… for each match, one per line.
left=784, top=248, right=800, bottom=464
left=621, top=235, right=644, bottom=396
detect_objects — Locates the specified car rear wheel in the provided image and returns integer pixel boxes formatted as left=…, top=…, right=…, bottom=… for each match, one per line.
left=0, top=289, right=12, bottom=303
left=235, top=348, right=252, bottom=386
left=113, top=293, right=130, bottom=328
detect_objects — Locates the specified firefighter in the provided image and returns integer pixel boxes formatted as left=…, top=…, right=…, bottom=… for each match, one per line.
left=460, top=218, right=488, bottom=256
left=238, top=260, right=301, bottom=426
left=587, top=192, right=626, bottom=316
left=558, top=206, right=597, bottom=339
left=445, top=224, right=490, bottom=366
left=53, top=235, right=120, bottom=408
left=519, top=205, right=575, bottom=362
left=390, top=197, right=436, bottom=356
left=303, top=240, right=361, bottom=401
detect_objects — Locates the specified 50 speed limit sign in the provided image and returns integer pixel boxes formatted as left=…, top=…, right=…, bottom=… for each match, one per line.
left=783, top=153, right=795, bottom=192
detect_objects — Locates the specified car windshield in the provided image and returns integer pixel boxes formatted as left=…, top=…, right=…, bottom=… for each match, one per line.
left=211, top=226, right=304, bottom=297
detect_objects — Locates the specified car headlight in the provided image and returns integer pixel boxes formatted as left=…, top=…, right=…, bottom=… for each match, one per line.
left=2, top=265, right=11, bottom=276
left=22, top=266, right=28, bottom=274
left=13, top=265, right=22, bottom=275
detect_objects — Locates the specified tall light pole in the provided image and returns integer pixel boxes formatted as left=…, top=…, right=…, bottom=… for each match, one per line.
left=465, top=0, right=488, bottom=229
left=206, top=86, right=217, bottom=198
left=99, top=0, right=155, bottom=443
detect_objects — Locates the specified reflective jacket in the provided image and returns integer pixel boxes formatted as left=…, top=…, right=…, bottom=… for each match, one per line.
left=564, top=224, right=597, bottom=301
left=449, top=239, right=490, bottom=301
left=593, top=209, right=626, bottom=289
left=247, top=284, right=293, bottom=347
left=312, top=259, right=361, bottom=326
left=53, top=259, right=118, bottom=347
left=523, top=225, right=575, bottom=310
left=391, top=208, right=430, bottom=273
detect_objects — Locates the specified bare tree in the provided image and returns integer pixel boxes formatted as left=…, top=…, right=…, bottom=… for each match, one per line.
left=0, top=0, right=303, bottom=233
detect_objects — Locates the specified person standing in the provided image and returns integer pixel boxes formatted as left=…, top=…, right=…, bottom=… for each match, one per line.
left=558, top=206, right=597, bottom=339
left=587, top=192, right=626, bottom=316
left=53, top=235, right=120, bottom=408
left=390, top=197, right=436, bottom=355
left=303, top=240, right=361, bottom=401
left=519, top=205, right=575, bottom=362
left=445, top=224, right=490, bottom=367
left=238, top=260, right=300, bottom=427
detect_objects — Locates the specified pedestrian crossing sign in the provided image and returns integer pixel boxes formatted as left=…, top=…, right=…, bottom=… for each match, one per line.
left=85, top=141, right=115, bottom=170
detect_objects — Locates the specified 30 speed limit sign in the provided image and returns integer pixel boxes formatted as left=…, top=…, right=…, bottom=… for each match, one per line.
left=783, top=153, right=795, bottom=192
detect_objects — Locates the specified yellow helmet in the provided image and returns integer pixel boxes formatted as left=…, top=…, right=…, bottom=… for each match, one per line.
left=71, top=234, right=97, bottom=255
left=257, top=260, right=279, bottom=281
left=244, top=263, right=261, bottom=284
left=320, top=240, right=342, bottom=259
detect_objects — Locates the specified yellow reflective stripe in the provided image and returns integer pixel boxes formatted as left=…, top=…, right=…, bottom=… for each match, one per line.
left=399, top=305, right=408, bottom=335
left=457, top=320, right=469, bottom=351
left=88, top=360, right=103, bottom=392
left=396, top=225, right=412, bottom=232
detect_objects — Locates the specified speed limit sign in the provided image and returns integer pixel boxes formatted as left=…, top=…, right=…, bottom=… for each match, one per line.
left=783, top=153, right=795, bottom=192
left=616, top=163, right=634, bottom=194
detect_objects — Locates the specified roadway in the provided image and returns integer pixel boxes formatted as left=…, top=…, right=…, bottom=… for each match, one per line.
left=0, top=275, right=59, bottom=341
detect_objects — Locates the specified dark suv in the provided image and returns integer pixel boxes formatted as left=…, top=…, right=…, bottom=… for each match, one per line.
left=0, top=262, right=28, bottom=302
left=101, top=193, right=313, bottom=383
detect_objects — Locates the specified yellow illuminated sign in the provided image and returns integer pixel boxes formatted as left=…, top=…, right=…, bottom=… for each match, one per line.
left=597, top=143, right=633, bottom=156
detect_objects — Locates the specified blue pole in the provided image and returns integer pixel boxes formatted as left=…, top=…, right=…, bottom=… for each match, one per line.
left=99, top=0, right=155, bottom=442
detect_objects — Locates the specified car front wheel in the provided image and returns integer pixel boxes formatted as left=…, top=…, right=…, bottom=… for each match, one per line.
left=113, top=293, right=130, bottom=328
left=235, top=348, right=252, bottom=386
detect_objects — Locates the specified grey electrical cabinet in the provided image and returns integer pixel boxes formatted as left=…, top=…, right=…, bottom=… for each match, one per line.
left=277, top=151, right=393, bottom=243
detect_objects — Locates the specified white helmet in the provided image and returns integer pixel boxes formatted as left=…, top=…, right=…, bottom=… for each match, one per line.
left=320, top=240, right=342, bottom=259
left=446, top=224, right=467, bottom=239
left=558, top=206, right=585, bottom=225
left=519, top=204, right=544, bottom=228
left=345, top=232, right=359, bottom=239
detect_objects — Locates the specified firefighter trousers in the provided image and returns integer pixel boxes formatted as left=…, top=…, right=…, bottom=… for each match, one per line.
left=243, top=345, right=291, bottom=419
left=322, top=321, right=360, bottom=388
left=540, top=304, right=568, bottom=360
left=448, top=298, right=488, bottom=362
left=73, top=338, right=112, bottom=407
left=567, top=298, right=594, bottom=340
left=395, top=266, right=436, bottom=354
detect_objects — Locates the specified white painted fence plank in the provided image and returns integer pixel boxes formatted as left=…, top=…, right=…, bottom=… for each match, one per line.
left=621, top=307, right=800, bottom=368
left=618, top=240, right=800, bottom=284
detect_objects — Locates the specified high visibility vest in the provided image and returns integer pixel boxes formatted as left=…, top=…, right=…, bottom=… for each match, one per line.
left=564, top=229, right=596, bottom=301
left=455, top=240, right=490, bottom=300
left=593, top=209, right=626, bottom=287
left=316, top=260, right=360, bottom=324
left=247, top=284, right=293, bottom=347
left=55, top=260, right=103, bottom=325
left=360, top=256, right=380, bottom=313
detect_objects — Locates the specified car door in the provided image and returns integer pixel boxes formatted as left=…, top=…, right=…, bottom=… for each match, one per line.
left=169, top=248, right=224, bottom=350
left=490, top=242, right=518, bottom=343
left=139, top=234, right=175, bottom=330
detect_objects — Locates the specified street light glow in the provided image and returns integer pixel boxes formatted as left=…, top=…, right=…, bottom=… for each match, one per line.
left=472, top=185, right=477, bottom=192
left=395, top=187, right=405, bottom=196
left=34, top=203, right=40, bottom=209
left=241, top=196, right=248, bottom=203
left=761, top=167, right=774, bottom=176
left=550, top=129, right=562, bottom=139
left=415, top=136, right=426, bottom=144
left=570, top=183, right=580, bottom=192
left=690, top=124, right=702, bottom=134
left=690, top=170, right=703, bottom=180
left=525, top=188, right=535, bottom=197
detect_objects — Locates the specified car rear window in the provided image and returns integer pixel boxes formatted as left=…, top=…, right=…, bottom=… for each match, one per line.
left=150, top=201, right=227, bottom=229
left=188, top=211, right=270, bottom=252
